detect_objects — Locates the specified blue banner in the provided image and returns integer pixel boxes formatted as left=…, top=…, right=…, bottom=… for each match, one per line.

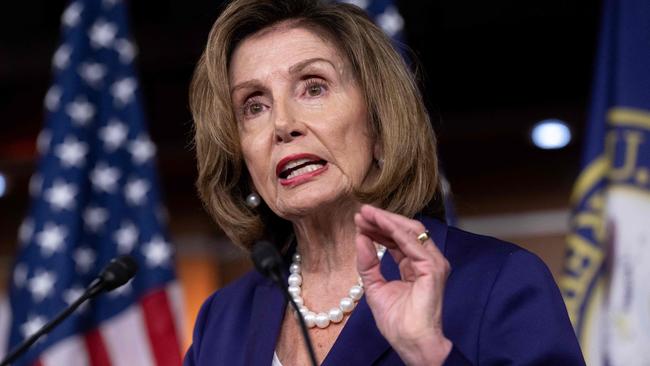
left=561, top=0, right=650, bottom=364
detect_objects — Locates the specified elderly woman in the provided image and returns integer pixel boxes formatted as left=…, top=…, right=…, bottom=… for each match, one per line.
left=185, top=0, right=585, bottom=365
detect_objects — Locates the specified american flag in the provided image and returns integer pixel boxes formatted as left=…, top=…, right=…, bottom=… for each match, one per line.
left=340, top=0, right=405, bottom=43
left=0, top=0, right=184, bottom=365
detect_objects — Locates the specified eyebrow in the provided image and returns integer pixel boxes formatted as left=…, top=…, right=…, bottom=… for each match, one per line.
left=288, top=57, right=336, bottom=74
left=230, top=57, right=337, bottom=95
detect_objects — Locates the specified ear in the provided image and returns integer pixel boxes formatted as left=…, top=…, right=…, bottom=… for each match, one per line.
left=373, top=140, right=383, bottom=162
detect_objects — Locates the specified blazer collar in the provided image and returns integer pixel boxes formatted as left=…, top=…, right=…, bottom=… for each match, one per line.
left=245, top=217, right=449, bottom=365
left=245, top=278, right=286, bottom=365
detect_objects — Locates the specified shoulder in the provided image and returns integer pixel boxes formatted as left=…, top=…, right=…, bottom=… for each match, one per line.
left=420, top=216, right=545, bottom=277
left=439, top=226, right=583, bottom=365
left=439, top=225, right=552, bottom=338
left=446, top=224, right=530, bottom=260
left=442, top=225, right=559, bottom=313
left=195, top=269, right=267, bottom=329
left=443, top=225, right=550, bottom=282
left=187, top=270, right=266, bottom=358
left=200, top=269, right=265, bottom=312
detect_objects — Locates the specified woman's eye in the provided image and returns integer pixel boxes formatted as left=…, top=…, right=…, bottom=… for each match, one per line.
left=241, top=98, right=265, bottom=117
left=307, top=84, right=323, bottom=97
left=248, top=102, right=263, bottom=114
left=304, top=79, right=327, bottom=97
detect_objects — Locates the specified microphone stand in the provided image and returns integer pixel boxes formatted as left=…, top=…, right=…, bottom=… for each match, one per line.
left=0, top=280, right=103, bottom=366
left=0, top=256, right=138, bottom=366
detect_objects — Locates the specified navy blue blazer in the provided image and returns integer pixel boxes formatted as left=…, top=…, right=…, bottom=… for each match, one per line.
left=184, top=217, right=585, bottom=365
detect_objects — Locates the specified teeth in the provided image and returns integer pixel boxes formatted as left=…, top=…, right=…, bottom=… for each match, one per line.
left=283, top=158, right=312, bottom=172
left=286, top=164, right=322, bottom=179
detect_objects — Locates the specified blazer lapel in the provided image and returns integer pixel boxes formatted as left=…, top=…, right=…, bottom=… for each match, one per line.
left=244, top=277, right=287, bottom=366
left=321, top=253, right=400, bottom=366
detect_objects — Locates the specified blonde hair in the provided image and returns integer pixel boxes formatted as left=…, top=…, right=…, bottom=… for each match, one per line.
left=190, top=0, right=444, bottom=249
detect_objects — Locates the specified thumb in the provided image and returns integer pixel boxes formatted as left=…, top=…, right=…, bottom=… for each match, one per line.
left=356, top=230, right=386, bottom=292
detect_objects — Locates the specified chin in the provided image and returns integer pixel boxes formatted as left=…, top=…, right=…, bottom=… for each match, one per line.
left=274, top=189, right=352, bottom=220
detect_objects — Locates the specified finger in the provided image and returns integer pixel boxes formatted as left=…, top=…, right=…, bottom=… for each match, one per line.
left=355, top=230, right=386, bottom=291
left=361, top=205, right=447, bottom=264
left=366, top=208, right=431, bottom=263
left=359, top=205, right=431, bottom=251
left=355, top=213, right=407, bottom=263
left=360, top=205, right=427, bottom=236
left=354, top=213, right=394, bottom=245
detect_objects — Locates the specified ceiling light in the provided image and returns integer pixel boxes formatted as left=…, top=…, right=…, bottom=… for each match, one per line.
left=531, top=119, right=571, bottom=149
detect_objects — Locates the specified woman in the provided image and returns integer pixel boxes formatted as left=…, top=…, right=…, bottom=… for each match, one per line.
left=185, top=0, right=585, bottom=365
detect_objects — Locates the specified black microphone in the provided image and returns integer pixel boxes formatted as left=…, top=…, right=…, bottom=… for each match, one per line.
left=0, top=255, right=138, bottom=366
left=251, top=241, right=318, bottom=366
left=97, top=255, right=139, bottom=292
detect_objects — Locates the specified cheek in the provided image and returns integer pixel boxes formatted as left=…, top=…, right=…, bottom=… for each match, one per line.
left=325, top=111, right=374, bottom=179
left=240, top=132, right=271, bottom=188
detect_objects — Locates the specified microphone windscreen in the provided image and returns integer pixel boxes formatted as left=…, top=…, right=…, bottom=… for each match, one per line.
left=251, top=240, right=283, bottom=277
left=99, top=255, right=138, bottom=291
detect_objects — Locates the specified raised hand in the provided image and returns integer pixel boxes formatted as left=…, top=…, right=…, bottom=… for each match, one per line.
left=354, top=204, right=452, bottom=366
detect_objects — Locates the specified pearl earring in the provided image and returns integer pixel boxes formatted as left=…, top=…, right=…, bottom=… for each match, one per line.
left=377, top=158, right=384, bottom=168
left=245, top=192, right=261, bottom=208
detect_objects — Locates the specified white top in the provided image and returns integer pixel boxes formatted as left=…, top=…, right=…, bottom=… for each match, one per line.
left=272, top=351, right=284, bottom=366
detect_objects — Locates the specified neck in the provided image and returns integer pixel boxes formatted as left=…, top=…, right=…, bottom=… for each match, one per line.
left=291, top=200, right=360, bottom=277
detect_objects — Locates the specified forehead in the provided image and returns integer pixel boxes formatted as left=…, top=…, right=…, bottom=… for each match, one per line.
left=229, top=24, right=347, bottom=83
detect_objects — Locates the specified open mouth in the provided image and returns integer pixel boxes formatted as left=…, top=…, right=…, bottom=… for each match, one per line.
left=278, top=158, right=327, bottom=179
left=276, top=154, right=328, bottom=184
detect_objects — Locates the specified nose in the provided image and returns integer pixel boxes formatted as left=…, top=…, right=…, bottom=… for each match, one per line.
left=273, top=99, right=304, bottom=144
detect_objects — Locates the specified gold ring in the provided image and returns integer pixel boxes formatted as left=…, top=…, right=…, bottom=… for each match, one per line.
left=417, top=230, right=430, bottom=245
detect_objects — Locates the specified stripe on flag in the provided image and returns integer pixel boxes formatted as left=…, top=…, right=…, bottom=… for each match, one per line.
left=141, top=289, right=183, bottom=365
left=83, top=328, right=111, bottom=366
left=165, top=282, right=186, bottom=350
left=40, top=336, right=89, bottom=366
left=99, top=303, right=155, bottom=366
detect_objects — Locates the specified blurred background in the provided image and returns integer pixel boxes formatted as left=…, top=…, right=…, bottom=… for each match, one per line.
left=1, top=0, right=600, bottom=349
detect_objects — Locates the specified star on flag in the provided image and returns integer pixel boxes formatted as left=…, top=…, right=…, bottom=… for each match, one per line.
left=27, top=270, right=57, bottom=302
left=73, top=247, right=96, bottom=273
left=44, top=86, right=62, bottom=111
left=90, top=163, right=121, bottom=193
left=125, top=178, right=149, bottom=205
left=114, top=221, right=138, bottom=254
left=89, top=19, right=118, bottom=49
left=35, top=223, right=67, bottom=257
left=53, top=44, right=72, bottom=70
left=142, top=236, right=172, bottom=267
left=66, top=97, right=96, bottom=126
left=98, top=119, right=128, bottom=151
left=78, top=62, right=107, bottom=87
left=110, top=77, right=137, bottom=106
left=115, top=38, right=137, bottom=63
left=20, top=316, right=47, bottom=339
left=128, top=134, right=156, bottom=164
left=83, top=206, right=109, bottom=232
left=43, top=180, right=77, bottom=211
left=62, top=2, right=83, bottom=28
left=54, top=136, right=89, bottom=168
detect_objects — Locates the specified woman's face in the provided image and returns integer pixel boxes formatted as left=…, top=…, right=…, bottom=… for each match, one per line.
left=229, top=25, right=376, bottom=219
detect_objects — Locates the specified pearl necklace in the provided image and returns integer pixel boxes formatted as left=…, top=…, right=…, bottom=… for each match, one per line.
left=287, top=245, right=386, bottom=329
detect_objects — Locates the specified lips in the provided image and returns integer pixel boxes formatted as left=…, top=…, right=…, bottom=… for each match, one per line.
left=276, top=153, right=328, bottom=184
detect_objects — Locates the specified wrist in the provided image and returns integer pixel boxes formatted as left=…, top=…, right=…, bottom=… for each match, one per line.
left=397, top=333, right=453, bottom=366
